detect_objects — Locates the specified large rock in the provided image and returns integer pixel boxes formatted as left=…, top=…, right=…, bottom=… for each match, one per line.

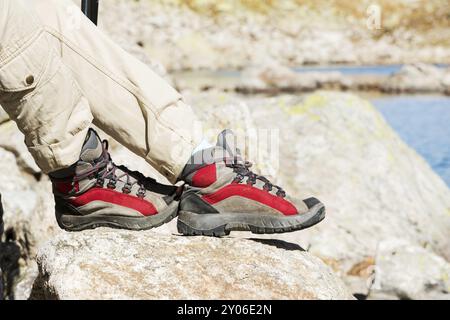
left=32, top=230, right=352, bottom=300
left=178, top=63, right=387, bottom=95
left=0, top=109, right=9, bottom=125
left=0, top=148, right=40, bottom=250
left=0, top=147, right=38, bottom=299
left=0, top=148, right=59, bottom=259
left=237, top=62, right=325, bottom=93
left=186, top=91, right=450, bottom=297
left=0, top=121, right=41, bottom=176
left=0, top=146, right=60, bottom=299
left=382, top=63, right=449, bottom=94
left=369, top=239, right=450, bottom=300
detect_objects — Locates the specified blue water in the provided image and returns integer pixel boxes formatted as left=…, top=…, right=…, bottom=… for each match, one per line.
left=293, top=64, right=448, bottom=76
left=371, top=95, right=450, bottom=186
left=293, top=64, right=450, bottom=186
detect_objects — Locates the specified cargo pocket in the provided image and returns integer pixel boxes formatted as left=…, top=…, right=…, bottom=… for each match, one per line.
left=0, top=31, right=47, bottom=102
left=0, top=30, right=93, bottom=173
left=0, top=30, right=52, bottom=134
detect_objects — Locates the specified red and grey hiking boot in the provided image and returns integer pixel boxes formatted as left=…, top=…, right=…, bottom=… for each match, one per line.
left=178, top=130, right=325, bottom=236
left=50, top=129, right=180, bottom=232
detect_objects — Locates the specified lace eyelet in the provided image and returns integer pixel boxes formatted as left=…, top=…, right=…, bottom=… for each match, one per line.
left=233, top=174, right=244, bottom=183
left=137, top=192, right=145, bottom=199
left=107, top=181, right=116, bottom=189
left=247, top=177, right=256, bottom=186
left=122, top=183, right=132, bottom=193
left=96, top=178, right=105, bottom=187
left=137, top=187, right=146, bottom=198
left=276, top=191, right=286, bottom=198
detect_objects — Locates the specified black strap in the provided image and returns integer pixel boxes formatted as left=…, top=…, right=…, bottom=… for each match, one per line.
left=81, top=0, right=99, bottom=25
left=117, top=165, right=179, bottom=196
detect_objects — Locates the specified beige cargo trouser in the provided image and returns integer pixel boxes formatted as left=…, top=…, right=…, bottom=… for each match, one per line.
left=0, top=0, right=200, bottom=183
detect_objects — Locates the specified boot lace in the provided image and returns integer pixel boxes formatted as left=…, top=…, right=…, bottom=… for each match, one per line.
left=226, top=153, right=286, bottom=198
left=81, top=141, right=151, bottom=198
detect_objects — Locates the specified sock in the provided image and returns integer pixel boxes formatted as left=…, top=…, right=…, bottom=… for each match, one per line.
left=192, top=138, right=214, bottom=155
left=178, top=138, right=214, bottom=181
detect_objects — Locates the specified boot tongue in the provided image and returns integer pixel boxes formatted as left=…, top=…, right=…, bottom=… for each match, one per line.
left=179, top=129, right=240, bottom=180
left=80, top=129, right=103, bottom=162
left=49, top=129, right=104, bottom=179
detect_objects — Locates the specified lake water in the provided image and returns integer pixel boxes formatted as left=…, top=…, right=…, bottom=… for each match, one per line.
left=298, top=65, right=450, bottom=186
left=293, top=64, right=448, bottom=75
left=296, top=65, right=450, bottom=186
left=371, top=95, right=450, bottom=187
left=178, top=65, right=450, bottom=187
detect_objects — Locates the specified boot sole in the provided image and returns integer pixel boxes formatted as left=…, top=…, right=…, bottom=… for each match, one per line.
left=177, top=202, right=325, bottom=237
left=55, top=200, right=179, bottom=232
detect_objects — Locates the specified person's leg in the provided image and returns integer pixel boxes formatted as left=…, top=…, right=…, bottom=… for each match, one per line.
left=31, top=0, right=200, bottom=183
left=0, top=0, right=93, bottom=174
left=1, top=0, right=200, bottom=183
left=0, top=0, right=193, bottom=231
left=0, top=0, right=325, bottom=235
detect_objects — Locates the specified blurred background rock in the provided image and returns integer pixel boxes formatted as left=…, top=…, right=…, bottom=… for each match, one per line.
left=100, top=0, right=450, bottom=71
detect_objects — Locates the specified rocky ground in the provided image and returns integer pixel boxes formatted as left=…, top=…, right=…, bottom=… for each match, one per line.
left=1, top=90, right=450, bottom=300
left=31, top=231, right=352, bottom=300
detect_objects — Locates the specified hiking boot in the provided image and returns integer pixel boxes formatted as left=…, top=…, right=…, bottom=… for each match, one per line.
left=178, top=130, right=325, bottom=236
left=50, top=129, right=181, bottom=232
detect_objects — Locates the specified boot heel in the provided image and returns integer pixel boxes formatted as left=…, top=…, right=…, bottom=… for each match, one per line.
left=177, top=213, right=230, bottom=237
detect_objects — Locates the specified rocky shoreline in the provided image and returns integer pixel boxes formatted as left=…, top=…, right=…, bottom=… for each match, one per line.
left=98, top=1, right=450, bottom=96
left=172, top=63, right=450, bottom=96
